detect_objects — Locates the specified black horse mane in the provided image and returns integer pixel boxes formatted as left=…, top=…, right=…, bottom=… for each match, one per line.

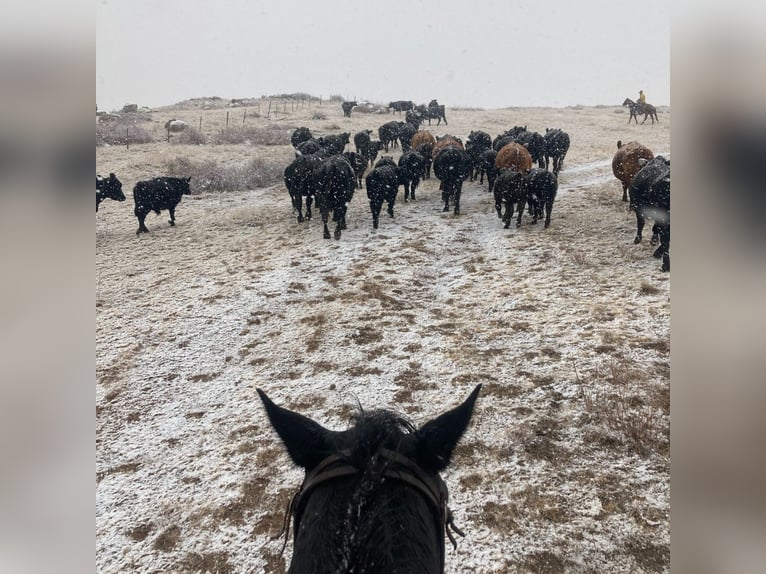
left=344, top=408, right=417, bottom=464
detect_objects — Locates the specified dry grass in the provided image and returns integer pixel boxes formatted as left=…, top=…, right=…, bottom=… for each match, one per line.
left=581, top=359, right=668, bottom=456
left=162, top=156, right=284, bottom=192
left=212, top=124, right=292, bottom=145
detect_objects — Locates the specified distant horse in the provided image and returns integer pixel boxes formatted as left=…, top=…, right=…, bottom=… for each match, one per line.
left=622, top=98, right=659, bottom=125
left=257, top=384, right=482, bottom=574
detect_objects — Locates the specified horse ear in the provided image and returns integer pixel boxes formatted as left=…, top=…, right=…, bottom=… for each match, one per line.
left=257, top=389, right=332, bottom=469
left=413, top=384, right=481, bottom=472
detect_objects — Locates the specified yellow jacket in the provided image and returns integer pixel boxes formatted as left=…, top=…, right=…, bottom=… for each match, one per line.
left=638, top=92, right=646, bottom=104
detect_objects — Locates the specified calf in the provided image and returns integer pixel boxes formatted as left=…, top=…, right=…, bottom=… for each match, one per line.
left=493, top=169, right=527, bottom=228
left=343, top=151, right=367, bottom=189
left=478, top=148, right=498, bottom=192
left=398, top=122, right=417, bottom=151
left=365, top=163, right=399, bottom=229
left=466, top=130, right=492, bottom=181
left=133, top=176, right=192, bottom=235
left=96, top=173, right=125, bottom=211
left=525, top=168, right=558, bottom=228
left=397, top=150, right=425, bottom=202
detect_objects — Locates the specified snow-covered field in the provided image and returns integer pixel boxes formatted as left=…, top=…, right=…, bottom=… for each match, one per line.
left=97, top=101, right=670, bottom=573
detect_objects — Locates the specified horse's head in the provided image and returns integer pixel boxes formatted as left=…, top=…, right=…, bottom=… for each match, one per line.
left=622, top=98, right=635, bottom=107
left=257, top=384, right=481, bottom=573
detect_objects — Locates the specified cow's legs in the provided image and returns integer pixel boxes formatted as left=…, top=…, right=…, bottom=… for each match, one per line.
left=370, top=199, right=382, bottom=229
left=135, top=210, right=149, bottom=235
left=168, top=208, right=176, bottom=226
left=634, top=211, right=645, bottom=244
left=516, top=197, right=525, bottom=227
left=321, top=209, right=331, bottom=239
left=305, top=195, right=313, bottom=220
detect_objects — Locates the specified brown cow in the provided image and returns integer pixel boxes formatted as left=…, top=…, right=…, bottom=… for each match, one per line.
left=612, top=140, right=654, bottom=202
left=495, top=142, right=532, bottom=173
left=411, top=130, right=436, bottom=151
left=431, top=134, right=464, bottom=159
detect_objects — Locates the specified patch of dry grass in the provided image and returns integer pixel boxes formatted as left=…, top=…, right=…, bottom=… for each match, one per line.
left=163, top=156, right=284, bottom=192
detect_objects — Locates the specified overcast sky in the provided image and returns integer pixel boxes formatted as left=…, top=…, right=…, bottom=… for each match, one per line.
left=96, top=0, right=670, bottom=112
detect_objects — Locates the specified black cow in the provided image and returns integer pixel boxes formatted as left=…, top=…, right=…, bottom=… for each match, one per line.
left=291, top=127, right=313, bottom=149
left=433, top=146, right=470, bottom=214
left=316, top=133, right=350, bottom=155
left=343, top=151, right=367, bottom=189
left=514, top=130, right=546, bottom=168
left=133, top=176, right=192, bottom=235
left=365, top=163, right=399, bottom=229
left=543, top=128, right=570, bottom=175
left=284, top=154, right=322, bottom=222
left=628, top=156, right=670, bottom=262
left=465, top=130, right=492, bottom=181
left=96, top=173, right=125, bottom=211
left=397, top=122, right=417, bottom=151
left=525, top=168, right=558, bottom=228
left=478, top=148, right=498, bottom=192
left=295, top=138, right=323, bottom=157
left=388, top=100, right=414, bottom=113
left=378, top=121, right=400, bottom=152
left=405, top=109, right=423, bottom=130
left=415, top=143, right=433, bottom=179
left=354, top=130, right=372, bottom=155
left=493, top=169, right=527, bottom=228
left=397, top=150, right=425, bottom=202
left=314, top=155, right=356, bottom=239
left=341, top=101, right=357, bottom=118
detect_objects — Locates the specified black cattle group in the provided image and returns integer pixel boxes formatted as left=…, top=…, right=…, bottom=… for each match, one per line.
left=98, top=103, right=667, bottom=271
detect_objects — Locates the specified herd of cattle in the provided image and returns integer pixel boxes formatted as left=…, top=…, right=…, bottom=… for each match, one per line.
left=96, top=106, right=670, bottom=271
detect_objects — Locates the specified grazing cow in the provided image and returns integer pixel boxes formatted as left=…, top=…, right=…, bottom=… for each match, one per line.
left=493, top=169, right=528, bottom=228
left=365, top=163, right=399, bottom=229
left=313, top=155, right=356, bottom=239
left=628, top=156, right=670, bottom=263
left=433, top=144, right=470, bottom=215
left=133, top=176, right=192, bottom=235
left=525, top=168, right=558, bottom=228
left=164, top=119, right=187, bottom=133
left=343, top=151, right=367, bottom=189
left=465, top=130, right=493, bottom=181
left=388, top=100, right=414, bottom=113
left=316, top=132, right=350, bottom=155
left=378, top=121, right=400, bottom=152
left=96, top=173, right=125, bottom=211
left=398, top=122, right=417, bottom=151
left=543, top=128, right=570, bottom=175
left=612, top=140, right=654, bottom=202
left=397, top=150, right=425, bottom=202
left=495, top=142, right=533, bottom=174
left=341, top=101, right=357, bottom=117
left=492, top=126, right=528, bottom=151
left=354, top=130, right=372, bottom=155
left=478, top=148, right=498, bottom=192
left=284, top=154, right=322, bottom=222
left=411, top=131, right=437, bottom=179
left=291, top=126, right=313, bottom=148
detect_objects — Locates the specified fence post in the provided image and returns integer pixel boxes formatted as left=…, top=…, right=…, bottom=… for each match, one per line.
left=126, top=127, right=129, bottom=150
left=199, top=117, right=202, bottom=132
left=226, top=111, right=229, bottom=127
left=267, top=100, right=271, bottom=119
left=243, top=109, right=246, bottom=124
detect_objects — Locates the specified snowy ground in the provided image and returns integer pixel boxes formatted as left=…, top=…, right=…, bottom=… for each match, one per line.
left=97, top=103, right=670, bottom=573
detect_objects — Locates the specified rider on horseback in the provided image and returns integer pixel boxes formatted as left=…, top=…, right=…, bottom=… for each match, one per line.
left=639, top=90, right=647, bottom=104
